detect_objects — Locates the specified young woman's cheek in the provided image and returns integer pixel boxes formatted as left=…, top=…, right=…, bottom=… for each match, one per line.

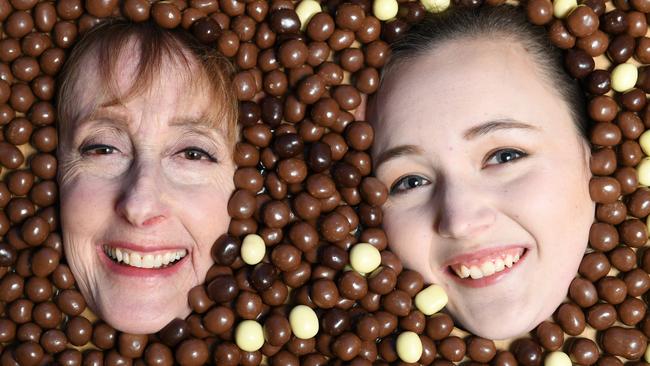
left=382, top=201, right=438, bottom=282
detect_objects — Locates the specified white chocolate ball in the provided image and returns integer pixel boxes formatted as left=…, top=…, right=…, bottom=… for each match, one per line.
left=289, top=305, right=319, bottom=339
left=611, top=63, right=638, bottom=93
left=296, top=0, right=321, bottom=30
left=545, top=351, right=572, bottom=366
left=241, top=234, right=265, bottom=265
left=396, top=331, right=423, bottom=363
left=235, top=320, right=265, bottom=352
left=637, top=157, right=650, bottom=186
left=350, top=243, right=382, bottom=274
left=373, top=0, right=399, bottom=21
left=639, top=130, right=650, bottom=156
left=553, top=0, right=577, bottom=18
left=421, top=0, right=450, bottom=12
left=414, top=284, right=448, bottom=315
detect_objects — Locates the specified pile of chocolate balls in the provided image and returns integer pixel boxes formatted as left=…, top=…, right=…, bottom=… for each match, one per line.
left=0, top=0, right=649, bottom=364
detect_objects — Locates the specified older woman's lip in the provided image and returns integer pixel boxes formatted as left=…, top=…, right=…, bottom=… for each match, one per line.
left=103, top=241, right=188, bottom=253
left=96, top=244, right=189, bottom=277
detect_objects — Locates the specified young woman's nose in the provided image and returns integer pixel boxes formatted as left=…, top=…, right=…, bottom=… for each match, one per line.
left=114, top=160, right=170, bottom=228
left=434, top=179, right=496, bottom=239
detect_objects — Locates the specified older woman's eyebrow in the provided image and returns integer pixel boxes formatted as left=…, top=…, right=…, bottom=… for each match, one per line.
left=374, top=144, right=425, bottom=170
left=463, top=119, right=540, bottom=140
left=76, top=108, right=130, bottom=129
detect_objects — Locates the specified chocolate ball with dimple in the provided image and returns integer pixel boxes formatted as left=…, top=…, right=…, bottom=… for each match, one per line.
left=597, top=276, right=627, bottom=304
left=438, top=336, right=466, bottom=362
left=608, top=34, right=635, bottom=63
left=512, top=338, right=543, bottom=366
left=624, top=268, right=650, bottom=297
left=589, top=222, right=618, bottom=251
left=618, top=219, right=647, bottom=247
left=600, top=327, right=647, bottom=360
left=555, top=302, right=586, bottom=335
left=535, top=321, right=564, bottom=351
left=617, top=297, right=646, bottom=326
left=569, top=337, right=599, bottom=366
left=569, top=277, right=599, bottom=308
left=590, top=148, right=616, bottom=175
left=608, top=246, right=636, bottom=272
left=589, top=177, right=620, bottom=204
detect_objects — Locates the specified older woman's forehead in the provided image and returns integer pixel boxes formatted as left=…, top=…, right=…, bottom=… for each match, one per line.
left=71, top=52, right=217, bottom=121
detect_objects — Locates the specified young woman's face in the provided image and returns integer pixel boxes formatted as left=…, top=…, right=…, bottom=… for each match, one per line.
left=57, top=49, right=234, bottom=334
left=371, top=38, right=594, bottom=339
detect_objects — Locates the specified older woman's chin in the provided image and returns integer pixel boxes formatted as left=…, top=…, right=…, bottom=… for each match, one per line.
left=93, top=296, right=191, bottom=334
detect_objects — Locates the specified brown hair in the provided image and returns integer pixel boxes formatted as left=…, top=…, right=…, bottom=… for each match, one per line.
left=382, top=4, right=590, bottom=140
left=56, top=18, right=238, bottom=146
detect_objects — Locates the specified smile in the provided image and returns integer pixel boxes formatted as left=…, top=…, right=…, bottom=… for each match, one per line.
left=102, top=245, right=187, bottom=269
left=446, top=247, right=526, bottom=280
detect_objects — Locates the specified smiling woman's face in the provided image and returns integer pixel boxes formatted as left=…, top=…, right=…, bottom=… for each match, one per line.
left=57, top=46, right=234, bottom=334
left=371, top=38, right=594, bottom=340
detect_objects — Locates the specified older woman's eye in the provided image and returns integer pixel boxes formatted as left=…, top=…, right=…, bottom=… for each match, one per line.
left=180, top=147, right=217, bottom=162
left=81, top=144, right=119, bottom=155
left=484, top=148, right=528, bottom=167
left=390, top=175, right=431, bottom=195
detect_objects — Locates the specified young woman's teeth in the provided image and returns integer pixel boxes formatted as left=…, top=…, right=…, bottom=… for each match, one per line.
left=103, top=245, right=187, bottom=268
left=452, top=253, right=521, bottom=279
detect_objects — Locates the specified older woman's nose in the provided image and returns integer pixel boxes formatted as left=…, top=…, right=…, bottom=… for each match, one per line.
left=435, top=180, right=496, bottom=239
left=115, top=162, right=170, bottom=227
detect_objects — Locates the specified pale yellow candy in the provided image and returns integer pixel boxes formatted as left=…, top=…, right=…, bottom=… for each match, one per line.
left=421, top=0, right=450, bottom=13
left=296, top=0, right=321, bottom=31
left=289, top=305, right=319, bottom=339
left=611, top=63, right=638, bottom=93
left=552, top=0, right=577, bottom=18
left=645, top=344, right=650, bottom=363
left=545, top=351, right=572, bottom=366
left=373, top=0, right=399, bottom=21
left=637, top=157, right=650, bottom=186
left=241, top=234, right=265, bottom=265
left=414, top=284, right=448, bottom=315
left=396, top=331, right=423, bottom=363
left=235, top=320, right=265, bottom=352
left=350, top=243, right=381, bottom=274
left=641, top=130, right=650, bottom=156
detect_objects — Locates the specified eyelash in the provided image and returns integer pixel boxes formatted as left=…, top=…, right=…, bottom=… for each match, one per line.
left=389, top=148, right=528, bottom=195
left=80, top=144, right=218, bottom=163
left=483, top=148, right=528, bottom=167
left=179, top=147, right=218, bottom=163
left=80, top=144, right=119, bottom=155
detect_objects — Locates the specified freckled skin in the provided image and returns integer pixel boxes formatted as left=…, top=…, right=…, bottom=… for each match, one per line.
left=370, top=38, right=594, bottom=340
left=57, top=44, right=235, bottom=334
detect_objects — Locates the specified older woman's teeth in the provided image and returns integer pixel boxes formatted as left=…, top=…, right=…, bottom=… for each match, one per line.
left=103, top=246, right=187, bottom=268
left=452, top=252, right=523, bottom=279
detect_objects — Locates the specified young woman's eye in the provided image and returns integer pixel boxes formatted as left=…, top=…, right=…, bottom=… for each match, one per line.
left=390, top=175, right=431, bottom=195
left=179, top=147, right=217, bottom=162
left=80, top=144, right=119, bottom=155
left=484, top=148, right=528, bottom=166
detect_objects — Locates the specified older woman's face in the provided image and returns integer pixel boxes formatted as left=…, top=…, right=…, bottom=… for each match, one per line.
left=371, top=38, right=594, bottom=339
left=57, top=50, right=234, bottom=334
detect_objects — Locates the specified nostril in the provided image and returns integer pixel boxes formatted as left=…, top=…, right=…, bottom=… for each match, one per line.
left=142, top=215, right=165, bottom=226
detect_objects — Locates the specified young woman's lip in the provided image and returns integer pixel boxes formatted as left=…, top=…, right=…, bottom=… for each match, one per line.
left=96, top=244, right=189, bottom=278
left=440, top=244, right=530, bottom=269
left=443, top=248, right=529, bottom=288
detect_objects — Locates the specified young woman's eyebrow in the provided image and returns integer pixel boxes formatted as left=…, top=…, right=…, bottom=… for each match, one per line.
left=374, top=144, right=424, bottom=170
left=463, top=119, right=540, bottom=140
